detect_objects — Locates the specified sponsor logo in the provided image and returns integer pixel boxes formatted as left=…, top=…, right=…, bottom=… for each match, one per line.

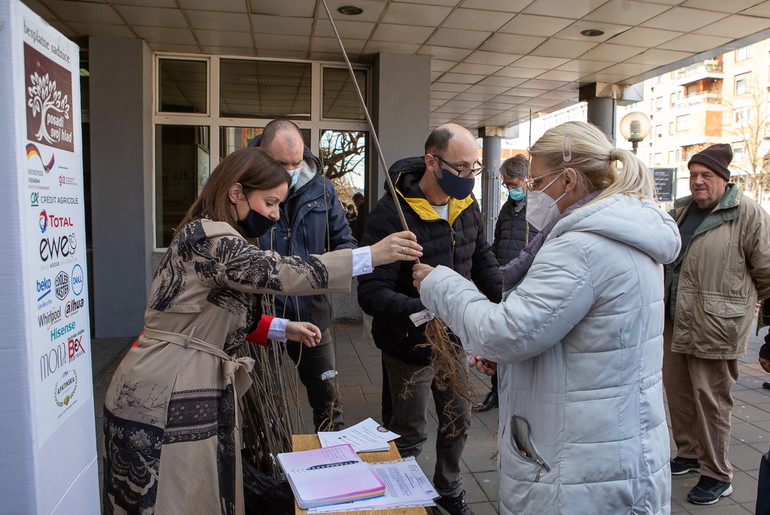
left=67, top=334, right=85, bottom=361
left=58, top=175, right=77, bottom=187
left=39, top=210, right=48, bottom=232
left=54, top=369, right=78, bottom=407
left=50, top=321, right=75, bottom=342
left=64, top=298, right=84, bottom=318
left=38, top=305, right=61, bottom=330
left=40, top=341, right=67, bottom=380
left=55, top=270, right=69, bottom=300
left=36, top=277, right=51, bottom=301
left=26, top=143, right=55, bottom=172
left=39, top=233, right=76, bottom=262
left=40, top=211, right=74, bottom=229
left=31, top=193, right=76, bottom=206
left=24, top=43, right=74, bottom=152
left=71, top=264, right=83, bottom=296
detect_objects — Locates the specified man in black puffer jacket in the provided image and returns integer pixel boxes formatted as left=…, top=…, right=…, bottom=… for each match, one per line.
left=358, top=123, right=501, bottom=515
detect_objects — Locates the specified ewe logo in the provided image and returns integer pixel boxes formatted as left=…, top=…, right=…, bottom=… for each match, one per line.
left=55, top=270, right=69, bottom=300
left=39, top=210, right=48, bottom=232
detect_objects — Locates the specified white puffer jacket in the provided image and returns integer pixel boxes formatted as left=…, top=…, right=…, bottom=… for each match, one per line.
left=420, top=194, right=681, bottom=515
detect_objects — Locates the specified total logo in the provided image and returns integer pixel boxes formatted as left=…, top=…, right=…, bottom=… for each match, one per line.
left=39, top=233, right=76, bottom=262
left=50, top=321, right=76, bottom=342
left=55, top=270, right=69, bottom=300
left=39, top=210, right=74, bottom=231
left=36, top=277, right=51, bottom=301
left=71, top=264, right=83, bottom=296
left=64, top=298, right=84, bottom=318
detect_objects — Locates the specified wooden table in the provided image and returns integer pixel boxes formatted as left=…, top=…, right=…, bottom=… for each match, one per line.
left=292, top=434, right=429, bottom=515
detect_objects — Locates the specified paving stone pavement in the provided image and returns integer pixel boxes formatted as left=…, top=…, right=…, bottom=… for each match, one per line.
left=91, top=321, right=770, bottom=514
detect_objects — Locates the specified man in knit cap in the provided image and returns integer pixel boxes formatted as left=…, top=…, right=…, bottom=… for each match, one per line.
left=663, top=143, right=770, bottom=505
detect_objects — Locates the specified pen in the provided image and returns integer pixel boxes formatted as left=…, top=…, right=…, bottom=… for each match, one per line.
left=307, top=460, right=358, bottom=470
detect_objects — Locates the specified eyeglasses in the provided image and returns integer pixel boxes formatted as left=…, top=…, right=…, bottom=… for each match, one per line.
left=525, top=170, right=564, bottom=190
left=430, top=154, right=484, bottom=178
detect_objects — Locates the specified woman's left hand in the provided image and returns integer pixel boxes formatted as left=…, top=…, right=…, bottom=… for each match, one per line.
left=286, top=321, right=322, bottom=348
left=412, top=263, right=435, bottom=292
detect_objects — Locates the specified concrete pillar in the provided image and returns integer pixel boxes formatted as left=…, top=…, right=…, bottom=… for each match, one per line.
left=578, top=82, right=619, bottom=143
left=89, top=37, right=153, bottom=337
left=479, top=129, right=502, bottom=244
left=372, top=53, right=431, bottom=202
left=586, top=97, right=617, bottom=143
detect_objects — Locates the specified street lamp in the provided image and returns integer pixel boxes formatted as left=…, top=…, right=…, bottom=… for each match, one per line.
left=619, top=111, right=651, bottom=154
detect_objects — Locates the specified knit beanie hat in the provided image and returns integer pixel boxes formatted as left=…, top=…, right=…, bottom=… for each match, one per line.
left=688, top=144, right=732, bottom=181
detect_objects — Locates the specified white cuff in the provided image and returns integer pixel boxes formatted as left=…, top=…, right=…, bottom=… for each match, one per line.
left=267, top=317, right=289, bottom=342
left=352, top=247, right=373, bottom=277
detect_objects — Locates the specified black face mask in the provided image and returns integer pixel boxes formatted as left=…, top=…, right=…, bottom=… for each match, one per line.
left=237, top=208, right=276, bottom=238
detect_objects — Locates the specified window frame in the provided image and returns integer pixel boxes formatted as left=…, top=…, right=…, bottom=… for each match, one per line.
left=152, top=53, right=371, bottom=250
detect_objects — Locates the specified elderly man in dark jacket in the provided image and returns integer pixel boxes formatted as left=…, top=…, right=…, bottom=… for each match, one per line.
left=358, top=123, right=501, bottom=515
left=249, top=119, right=356, bottom=431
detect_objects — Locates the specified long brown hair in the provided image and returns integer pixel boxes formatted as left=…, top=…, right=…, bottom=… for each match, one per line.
left=174, top=147, right=290, bottom=239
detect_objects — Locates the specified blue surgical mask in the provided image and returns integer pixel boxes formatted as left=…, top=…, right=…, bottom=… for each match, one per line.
left=287, top=166, right=302, bottom=189
left=434, top=167, right=475, bottom=199
left=508, top=187, right=526, bottom=201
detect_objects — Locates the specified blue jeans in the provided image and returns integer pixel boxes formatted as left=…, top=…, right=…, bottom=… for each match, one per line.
left=757, top=449, right=770, bottom=515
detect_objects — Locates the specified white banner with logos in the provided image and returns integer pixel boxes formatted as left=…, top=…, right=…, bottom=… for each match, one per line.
left=2, top=0, right=98, bottom=512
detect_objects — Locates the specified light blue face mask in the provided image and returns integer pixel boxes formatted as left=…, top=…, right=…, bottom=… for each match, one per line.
left=508, top=187, right=526, bottom=201
left=287, top=167, right=302, bottom=189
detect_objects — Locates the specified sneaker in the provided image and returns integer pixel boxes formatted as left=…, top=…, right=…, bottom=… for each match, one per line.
left=472, top=390, right=498, bottom=413
left=670, top=456, right=700, bottom=475
left=434, top=490, right=475, bottom=515
left=686, top=475, right=732, bottom=505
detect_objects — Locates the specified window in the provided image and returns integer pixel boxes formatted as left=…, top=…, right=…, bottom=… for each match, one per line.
left=735, top=74, right=748, bottom=95
left=686, top=84, right=698, bottom=98
left=158, top=58, right=207, bottom=114
left=155, top=125, right=210, bottom=247
left=656, top=125, right=663, bottom=139
left=654, top=153, right=663, bottom=165
left=733, top=145, right=747, bottom=161
left=669, top=122, right=674, bottom=136
left=734, top=107, right=751, bottom=125
left=655, top=97, right=662, bottom=111
left=735, top=45, right=753, bottom=62
left=219, top=60, right=312, bottom=119
left=668, top=151, right=674, bottom=164
left=153, top=56, right=370, bottom=248
left=669, top=93, right=676, bottom=108
left=676, top=115, right=690, bottom=132
left=323, top=68, right=367, bottom=120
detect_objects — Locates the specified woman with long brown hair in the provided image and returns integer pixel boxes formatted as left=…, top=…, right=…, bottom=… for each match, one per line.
left=102, top=147, right=421, bottom=515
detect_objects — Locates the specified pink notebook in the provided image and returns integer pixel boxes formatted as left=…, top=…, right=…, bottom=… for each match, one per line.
left=277, top=444, right=386, bottom=509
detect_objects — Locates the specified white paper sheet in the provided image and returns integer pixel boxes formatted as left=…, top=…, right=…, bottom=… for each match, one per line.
left=317, top=417, right=400, bottom=453
left=307, top=457, right=437, bottom=513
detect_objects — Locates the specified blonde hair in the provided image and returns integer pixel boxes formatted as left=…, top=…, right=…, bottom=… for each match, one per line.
left=529, top=121, right=656, bottom=205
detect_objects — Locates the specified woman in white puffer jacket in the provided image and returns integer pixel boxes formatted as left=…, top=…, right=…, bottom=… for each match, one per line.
left=413, top=121, right=681, bottom=515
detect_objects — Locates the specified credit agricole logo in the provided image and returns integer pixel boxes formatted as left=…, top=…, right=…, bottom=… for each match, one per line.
left=24, top=43, right=73, bottom=152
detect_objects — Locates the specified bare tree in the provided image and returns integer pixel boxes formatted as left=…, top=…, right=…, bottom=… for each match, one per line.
left=726, top=74, right=770, bottom=201
left=320, top=131, right=366, bottom=181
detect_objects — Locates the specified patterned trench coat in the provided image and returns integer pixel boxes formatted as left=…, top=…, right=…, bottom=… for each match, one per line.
left=102, top=219, right=352, bottom=515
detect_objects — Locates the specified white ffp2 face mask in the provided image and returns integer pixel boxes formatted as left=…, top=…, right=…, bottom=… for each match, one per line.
left=525, top=172, right=566, bottom=231
left=287, top=167, right=302, bottom=189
